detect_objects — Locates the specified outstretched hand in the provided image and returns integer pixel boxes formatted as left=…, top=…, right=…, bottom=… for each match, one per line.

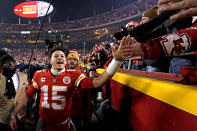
left=130, top=38, right=142, bottom=56
left=111, top=35, right=133, bottom=61
left=158, top=0, right=197, bottom=21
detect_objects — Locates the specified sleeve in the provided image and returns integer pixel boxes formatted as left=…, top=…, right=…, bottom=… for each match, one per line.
left=74, top=73, right=94, bottom=88
left=80, top=77, right=94, bottom=89
left=25, top=72, right=39, bottom=97
left=140, top=22, right=197, bottom=60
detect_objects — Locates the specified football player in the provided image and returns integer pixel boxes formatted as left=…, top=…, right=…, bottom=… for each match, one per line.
left=10, top=35, right=133, bottom=131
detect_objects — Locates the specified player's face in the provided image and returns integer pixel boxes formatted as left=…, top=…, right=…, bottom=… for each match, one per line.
left=50, top=50, right=66, bottom=71
left=67, top=58, right=78, bottom=69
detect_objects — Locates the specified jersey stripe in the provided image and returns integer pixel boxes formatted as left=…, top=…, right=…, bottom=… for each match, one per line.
left=74, top=74, right=86, bottom=87
left=32, top=79, right=39, bottom=89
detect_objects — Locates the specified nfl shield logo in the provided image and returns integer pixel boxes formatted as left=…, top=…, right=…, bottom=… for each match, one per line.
left=63, top=76, right=71, bottom=84
left=52, top=79, right=56, bottom=83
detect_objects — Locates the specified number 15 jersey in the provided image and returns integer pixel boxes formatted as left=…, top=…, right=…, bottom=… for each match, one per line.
left=26, top=69, right=94, bottom=124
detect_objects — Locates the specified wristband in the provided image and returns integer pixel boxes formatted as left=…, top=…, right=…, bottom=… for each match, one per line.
left=10, top=114, right=16, bottom=119
left=106, top=58, right=122, bottom=75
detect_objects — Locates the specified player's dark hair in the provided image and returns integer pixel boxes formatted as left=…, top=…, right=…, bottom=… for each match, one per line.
left=47, top=45, right=69, bottom=59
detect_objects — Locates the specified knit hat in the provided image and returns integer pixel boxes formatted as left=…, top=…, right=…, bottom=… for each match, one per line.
left=126, top=21, right=137, bottom=28
left=142, top=6, right=159, bottom=19
left=67, top=49, right=79, bottom=61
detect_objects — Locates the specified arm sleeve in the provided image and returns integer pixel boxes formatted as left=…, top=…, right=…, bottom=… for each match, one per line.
left=25, top=72, right=39, bottom=97
left=80, top=77, right=94, bottom=88
left=74, top=73, right=94, bottom=88
left=141, top=22, right=197, bottom=60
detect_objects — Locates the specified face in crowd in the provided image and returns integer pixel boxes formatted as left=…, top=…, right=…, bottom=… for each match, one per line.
left=141, top=16, right=152, bottom=24
left=127, top=25, right=135, bottom=31
left=126, top=21, right=137, bottom=31
left=67, top=58, right=78, bottom=69
left=2, top=60, right=15, bottom=71
left=0, top=55, right=16, bottom=73
left=66, top=50, right=79, bottom=69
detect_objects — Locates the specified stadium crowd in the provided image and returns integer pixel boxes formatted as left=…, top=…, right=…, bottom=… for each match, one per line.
left=0, top=0, right=155, bottom=31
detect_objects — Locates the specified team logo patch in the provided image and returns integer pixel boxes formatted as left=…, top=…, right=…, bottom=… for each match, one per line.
left=41, top=77, right=46, bottom=82
left=63, top=76, right=71, bottom=84
left=161, top=33, right=190, bottom=56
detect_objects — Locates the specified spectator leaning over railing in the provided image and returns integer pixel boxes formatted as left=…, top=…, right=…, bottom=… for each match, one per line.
left=158, top=0, right=197, bottom=74
left=157, top=0, right=197, bottom=80
left=130, top=18, right=197, bottom=73
left=140, top=5, right=170, bottom=72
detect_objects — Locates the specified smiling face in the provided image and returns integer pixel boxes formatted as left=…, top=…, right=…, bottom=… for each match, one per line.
left=50, top=50, right=66, bottom=71
left=67, top=58, right=78, bottom=69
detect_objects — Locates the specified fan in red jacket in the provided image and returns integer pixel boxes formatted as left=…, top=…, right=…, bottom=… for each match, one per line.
left=130, top=22, right=197, bottom=60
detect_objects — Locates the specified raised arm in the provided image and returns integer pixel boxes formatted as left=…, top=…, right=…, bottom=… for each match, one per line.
left=93, top=35, right=132, bottom=88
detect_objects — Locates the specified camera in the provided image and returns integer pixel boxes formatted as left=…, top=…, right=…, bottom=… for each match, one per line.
left=45, top=39, right=63, bottom=55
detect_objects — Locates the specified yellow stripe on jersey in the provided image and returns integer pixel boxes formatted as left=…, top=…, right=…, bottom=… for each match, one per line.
left=74, top=74, right=86, bottom=87
left=32, top=79, right=39, bottom=89
left=97, top=69, right=197, bottom=116
left=36, top=69, right=46, bottom=73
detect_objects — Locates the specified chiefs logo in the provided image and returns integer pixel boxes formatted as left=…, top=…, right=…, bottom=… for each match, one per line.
left=161, top=33, right=191, bottom=56
left=63, top=76, right=71, bottom=84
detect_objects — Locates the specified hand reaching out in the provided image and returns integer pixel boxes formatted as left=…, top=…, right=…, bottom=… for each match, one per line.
left=111, top=35, right=133, bottom=61
left=131, top=38, right=142, bottom=56
left=158, top=0, right=197, bottom=21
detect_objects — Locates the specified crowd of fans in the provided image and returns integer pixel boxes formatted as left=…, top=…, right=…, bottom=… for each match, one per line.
left=1, top=3, right=197, bottom=74
left=0, top=0, right=156, bottom=32
left=0, top=0, right=157, bottom=44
